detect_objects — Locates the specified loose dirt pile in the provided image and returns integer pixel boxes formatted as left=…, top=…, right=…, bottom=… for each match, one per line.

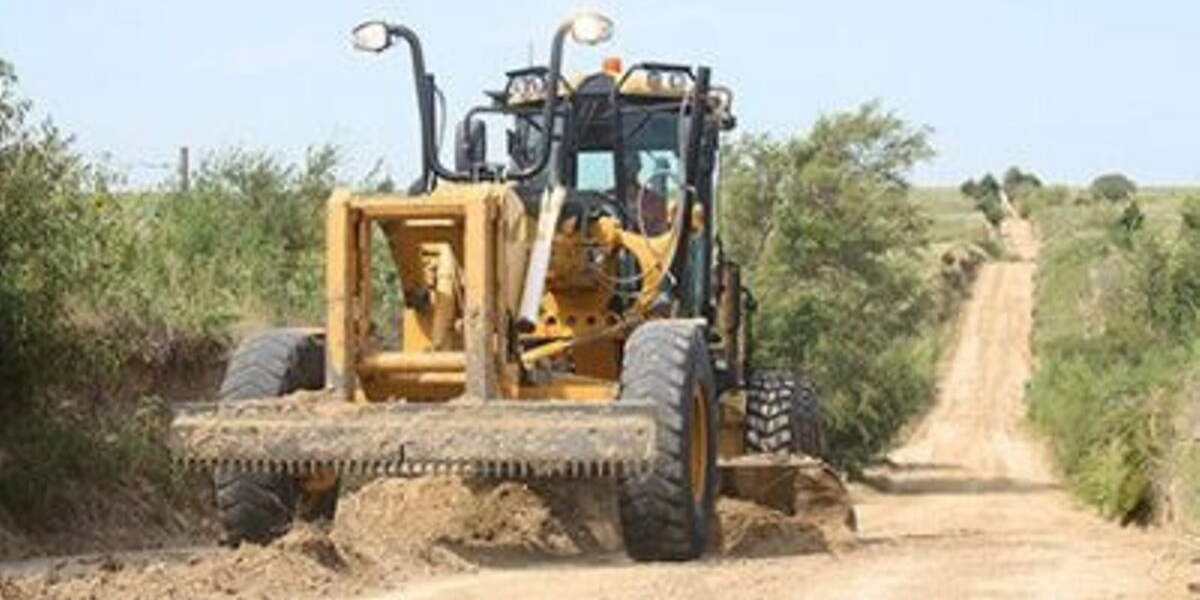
left=717, top=468, right=856, bottom=559
left=0, top=477, right=566, bottom=599
left=717, top=498, right=833, bottom=557
left=1, top=475, right=848, bottom=599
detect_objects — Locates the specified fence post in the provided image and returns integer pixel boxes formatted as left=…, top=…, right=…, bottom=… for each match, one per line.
left=178, top=146, right=191, bottom=192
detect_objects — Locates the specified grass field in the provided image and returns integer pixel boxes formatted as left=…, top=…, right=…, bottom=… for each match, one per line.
left=910, top=186, right=991, bottom=246
left=913, top=184, right=1199, bottom=240
left=1138, top=186, right=1195, bottom=233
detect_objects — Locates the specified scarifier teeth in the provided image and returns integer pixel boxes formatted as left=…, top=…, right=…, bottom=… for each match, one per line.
left=182, top=455, right=652, bottom=478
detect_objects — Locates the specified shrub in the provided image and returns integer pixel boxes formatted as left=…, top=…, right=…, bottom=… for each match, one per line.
left=961, top=172, right=1007, bottom=227
left=1114, top=200, right=1145, bottom=248
left=1029, top=198, right=1200, bottom=523
left=0, top=58, right=144, bottom=522
left=976, top=195, right=1006, bottom=227
left=0, top=59, right=111, bottom=412
left=1182, top=195, right=1200, bottom=232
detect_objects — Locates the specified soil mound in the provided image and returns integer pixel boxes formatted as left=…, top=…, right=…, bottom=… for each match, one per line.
left=2, top=475, right=852, bottom=599
left=717, top=499, right=835, bottom=558
left=332, top=477, right=589, bottom=568
left=2, top=477, right=594, bottom=599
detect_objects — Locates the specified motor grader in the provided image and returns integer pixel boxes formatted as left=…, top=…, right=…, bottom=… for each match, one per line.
left=171, top=12, right=846, bottom=561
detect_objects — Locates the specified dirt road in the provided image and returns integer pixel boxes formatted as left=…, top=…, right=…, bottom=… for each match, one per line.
left=374, top=219, right=1189, bottom=600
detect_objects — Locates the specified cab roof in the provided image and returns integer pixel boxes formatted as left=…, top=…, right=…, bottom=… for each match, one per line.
left=499, top=62, right=695, bottom=107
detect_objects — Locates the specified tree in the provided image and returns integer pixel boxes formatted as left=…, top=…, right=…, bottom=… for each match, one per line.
left=1002, top=166, right=1043, bottom=211
left=720, top=102, right=936, bottom=468
left=959, top=178, right=978, bottom=199
left=1002, top=166, right=1042, bottom=196
left=977, top=173, right=1001, bottom=199
left=960, top=172, right=1005, bottom=227
left=1090, top=173, right=1137, bottom=203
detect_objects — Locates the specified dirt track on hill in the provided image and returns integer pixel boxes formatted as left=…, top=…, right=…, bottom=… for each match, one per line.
left=2, top=219, right=1193, bottom=599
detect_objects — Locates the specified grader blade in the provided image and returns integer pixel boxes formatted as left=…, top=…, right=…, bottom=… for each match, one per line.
left=719, top=454, right=857, bottom=530
left=170, top=391, right=659, bottom=478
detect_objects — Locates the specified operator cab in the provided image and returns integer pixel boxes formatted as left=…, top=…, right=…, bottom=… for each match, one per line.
left=458, top=60, right=733, bottom=245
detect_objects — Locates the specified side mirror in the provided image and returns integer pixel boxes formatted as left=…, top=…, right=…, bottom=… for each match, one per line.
left=352, top=21, right=393, bottom=53
left=455, top=119, right=488, bottom=176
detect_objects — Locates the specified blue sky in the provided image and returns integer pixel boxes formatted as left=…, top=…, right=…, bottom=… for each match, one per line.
left=2, top=0, right=1198, bottom=186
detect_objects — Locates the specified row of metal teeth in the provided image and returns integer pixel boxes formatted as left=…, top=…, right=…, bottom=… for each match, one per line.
left=181, top=457, right=652, bottom=478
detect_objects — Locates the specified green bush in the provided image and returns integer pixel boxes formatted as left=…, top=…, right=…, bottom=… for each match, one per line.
left=1114, top=200, right=1146, bottom=248
left=1182, top=195, right=1200, bottom=232
left=0, top=58, right=143, bottom=521
left=0, top=59, right=112, bottom=411
left=960, top=173, right=1000, bottom=201
left=1029, top=321, right=1177, bottom=521
left=1029, top=199, right=1199, bottom=523
left=961, top=173, right=1006, bottom=227
left=721, top=102, right=940, bottom=470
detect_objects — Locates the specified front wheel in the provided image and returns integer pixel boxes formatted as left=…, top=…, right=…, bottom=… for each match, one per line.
left=212, top=329, right=340, bottom=545
left=617, top=321, right=717, bottom=562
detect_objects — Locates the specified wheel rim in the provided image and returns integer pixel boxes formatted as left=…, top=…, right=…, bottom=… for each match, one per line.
left=689, top=385, right=709, bottom=505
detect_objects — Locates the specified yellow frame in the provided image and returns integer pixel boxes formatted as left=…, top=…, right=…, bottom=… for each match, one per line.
left=324, top=182, right=699, bottom=408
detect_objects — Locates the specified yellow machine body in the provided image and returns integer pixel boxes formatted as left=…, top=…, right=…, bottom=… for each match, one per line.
left=324, top=180, right=681, bottom=405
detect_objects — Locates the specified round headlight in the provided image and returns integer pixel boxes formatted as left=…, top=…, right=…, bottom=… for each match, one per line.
left=351, top=21, right=392, bottom=53
left=668, top=72, right=688, bottom=91
left=646, top=70, right=663, bottom=90
left=526, top=74, right=546, bottom=95
left=569, top=12, right=615, bottom=46
left=510, top=77, right=527, bottom=97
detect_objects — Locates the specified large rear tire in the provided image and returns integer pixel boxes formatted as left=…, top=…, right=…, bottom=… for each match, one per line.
left=745, top=371, right=826, bottom=459
left=617, top=321, right=717, bottom=562
left=213, top=329, right=339, bottom=545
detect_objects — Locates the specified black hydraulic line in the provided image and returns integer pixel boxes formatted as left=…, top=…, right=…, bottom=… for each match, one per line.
left=670, top=66, right=711, bottom=315
left=388, top=22, right=573, bottom=186
left=505, top=23, right=573, bottom=186
left=380, top=25, right=437, bottom=192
